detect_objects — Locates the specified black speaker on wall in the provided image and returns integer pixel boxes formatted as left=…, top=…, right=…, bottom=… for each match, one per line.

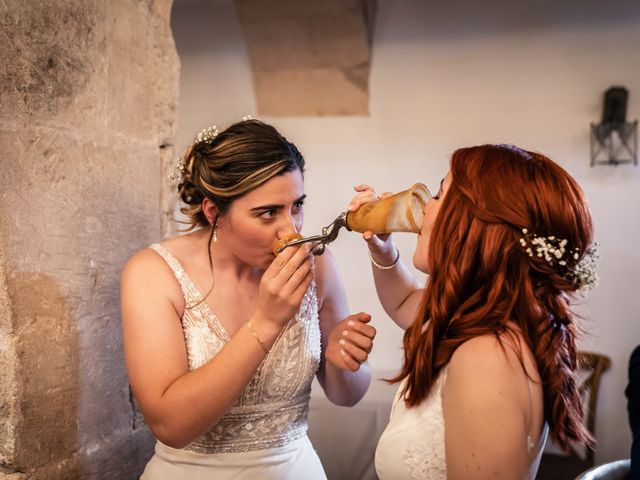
left=602, top=86, right=628, bottom=125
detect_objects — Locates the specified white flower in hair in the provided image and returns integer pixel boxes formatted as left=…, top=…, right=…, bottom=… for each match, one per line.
left=567, top=243, right=600, bottom=296
left=194, top=125, right=220, bottom=145
left=169, top=158, right=186, bottom=183
left=520, top=228, right=599, bottom=296
left=242, top=115, right=253, bottom=121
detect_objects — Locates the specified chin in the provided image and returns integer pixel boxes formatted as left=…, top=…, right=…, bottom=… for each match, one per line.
left=413, top=254, right=428, bottom=274
left=260, top=253, right=276, bottom=270
left=236, top=249, right=271, bottom=270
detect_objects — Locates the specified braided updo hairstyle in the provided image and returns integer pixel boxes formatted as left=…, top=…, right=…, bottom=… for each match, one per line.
left=177, top=119, right=305, bottom=230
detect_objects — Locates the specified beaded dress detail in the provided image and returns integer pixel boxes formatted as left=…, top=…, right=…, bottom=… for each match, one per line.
left=149, top=244, right=321, bottom=454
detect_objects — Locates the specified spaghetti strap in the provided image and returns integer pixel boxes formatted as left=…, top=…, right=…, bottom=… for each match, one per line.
left=148, top=243, right=205, bottom=307
left=526, top=376, right=535, bottom=452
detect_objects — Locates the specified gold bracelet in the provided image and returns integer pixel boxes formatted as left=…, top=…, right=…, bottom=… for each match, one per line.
left=369, top=248, right=400, bottom=270
left=247, top=320, right=269, bottom=354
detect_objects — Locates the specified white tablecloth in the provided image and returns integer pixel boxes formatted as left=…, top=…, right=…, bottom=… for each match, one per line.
left=308, top=372, right=398, bottom=480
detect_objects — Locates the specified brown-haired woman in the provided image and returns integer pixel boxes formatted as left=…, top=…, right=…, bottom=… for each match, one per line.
left=349, top=144, right=597, bottom=479
left=120, top=119, right=375, bottom=479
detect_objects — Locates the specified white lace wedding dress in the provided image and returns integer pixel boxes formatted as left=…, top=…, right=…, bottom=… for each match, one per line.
left=140, top=244, right=326, bottom=480
left=375, top=366, right=548, bottom=479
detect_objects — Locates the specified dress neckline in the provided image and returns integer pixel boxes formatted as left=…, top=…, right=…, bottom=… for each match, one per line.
left=150, top=243, right=232, bottom=343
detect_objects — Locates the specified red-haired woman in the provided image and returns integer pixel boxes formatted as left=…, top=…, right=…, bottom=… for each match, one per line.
left=349, top=144, right=598, bottom=479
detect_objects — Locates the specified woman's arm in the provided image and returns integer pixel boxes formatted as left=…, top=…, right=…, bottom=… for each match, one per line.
left=121, top=243, right=313, bottom=448
left=349, top=185, right=424, bottom=330
left=314, top=249, right=375, bottom=406
left=366, top=235, right=424, bottom=330
left=442, top=335, right=534, bottom=479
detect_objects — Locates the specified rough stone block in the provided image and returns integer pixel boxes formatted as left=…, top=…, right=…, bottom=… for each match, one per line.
left=0, top=0, right=178, bottom=477
left=0, top=1, right=107, bottom=129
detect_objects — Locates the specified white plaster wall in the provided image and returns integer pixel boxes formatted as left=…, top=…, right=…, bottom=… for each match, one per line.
left=171, top=0, right=640, bottom=463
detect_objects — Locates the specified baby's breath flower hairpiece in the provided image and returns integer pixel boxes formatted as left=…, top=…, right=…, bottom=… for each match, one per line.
left=519, top=228, right=599, bottom=296
left=194, top=125, right=220, bottom=145
left=565, top=243, right=599, bottom=295
left=168, top=124, right=221, bottom=183
left=242, top=115, right=252, bottom=121
left=169, top=158, right=186, bottom=183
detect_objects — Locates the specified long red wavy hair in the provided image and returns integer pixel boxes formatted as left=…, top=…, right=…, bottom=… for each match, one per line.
left=393, top=144, right=594, bottom=450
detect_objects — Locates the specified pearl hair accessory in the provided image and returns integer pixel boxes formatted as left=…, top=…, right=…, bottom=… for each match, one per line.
left=169, top=117, right=252, bottom=183
left=194, top=125, right=220, bottom=145
left=168, top=124, right=220, bottom=183
left=169, top=158, right=186, bottom=183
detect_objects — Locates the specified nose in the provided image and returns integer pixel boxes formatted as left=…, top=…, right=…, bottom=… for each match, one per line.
left=277, top=214, right=299, bottom=239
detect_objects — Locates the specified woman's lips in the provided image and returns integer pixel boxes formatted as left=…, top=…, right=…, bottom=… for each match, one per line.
left=271, top=233, right=303, bottom=255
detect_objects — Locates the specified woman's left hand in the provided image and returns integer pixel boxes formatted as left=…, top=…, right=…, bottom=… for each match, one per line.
left=325, top=312, right=376, bottom=371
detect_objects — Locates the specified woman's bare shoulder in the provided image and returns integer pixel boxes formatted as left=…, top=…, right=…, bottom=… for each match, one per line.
left=448, top=330, right=531, bottom=383
left=443, top=332, right=535, bottom=477
left=123, top=244, right=168, bottom=276
left=121, top=243, right=184, bottom=309
left=313, top=246, right=336, bottom=278
left=312, top=247, right=342, bottom=300
left=123, top=231, right=200, bottom=271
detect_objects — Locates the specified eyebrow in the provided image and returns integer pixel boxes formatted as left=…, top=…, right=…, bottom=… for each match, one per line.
left=250, top=193, right=307, bottom=212
left=437, top=178, right=445, bottom=195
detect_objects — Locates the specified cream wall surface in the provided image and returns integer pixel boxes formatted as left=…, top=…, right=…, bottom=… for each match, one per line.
left=171, top=0, right=640, bottom=464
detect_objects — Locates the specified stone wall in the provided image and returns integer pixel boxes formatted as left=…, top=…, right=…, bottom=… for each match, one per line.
left=0, top=1, right=179, bottom=478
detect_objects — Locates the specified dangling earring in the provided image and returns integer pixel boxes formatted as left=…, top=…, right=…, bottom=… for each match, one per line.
left=211, top=213, right=220, bottom=243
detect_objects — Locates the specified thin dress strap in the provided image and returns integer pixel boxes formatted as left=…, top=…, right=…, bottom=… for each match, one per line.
left=511, top=339, right=540, bottom=454
left=148, top=243, right=193, bottom=300
left=148, top=243, right=231, bottom=343
left=526, top=376, right=536, bottom=452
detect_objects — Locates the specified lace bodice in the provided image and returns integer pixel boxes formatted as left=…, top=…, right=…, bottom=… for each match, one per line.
left=375, top=367, right=448, bottom=479
left=149, top=244, right=322, bottom=454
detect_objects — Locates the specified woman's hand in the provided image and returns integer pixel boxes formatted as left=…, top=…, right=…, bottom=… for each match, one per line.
left=256, top=243, right=314, bottom=328
left=325, top=312, right=376, bottom=371
left=347, top=184, right=397, bottom=266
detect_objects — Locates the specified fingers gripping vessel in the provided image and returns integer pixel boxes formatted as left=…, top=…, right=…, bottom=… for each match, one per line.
left=276, top=183, right=431, bottom=256
left=345, top=183, right=432, bottom=234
